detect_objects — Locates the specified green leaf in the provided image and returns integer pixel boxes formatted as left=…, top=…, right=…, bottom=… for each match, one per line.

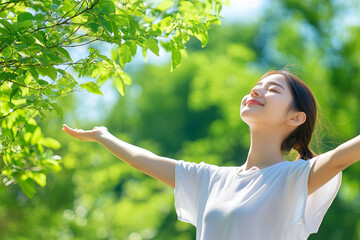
left=0, top=19, right=16, bottom=34
left=111, top=20, right=120, bottom=38
left=156, top=0, right=174, bottom=11
left=155, top=16, right=172, bottom=33
left=25, top=94, right=37, bottom=104
left=38, top=110, right=46, bottom=119
left=59, top=2, right=72, bottom=13
left=30, top=127, right=42, bottom=145
left=80, top=82, right=103, bottom=95
left=171, top=47, right=181, bottom=71
left=33, top=32, right=46, bottom=45
left=27, top=66, right=39, bottom=80
left=145, top=38, right=160, bottom=56
left=47, top=52, right=65, bottom=63
left=120, top=72, right=132, bottom=85
left=39, top=137, right=61, bottom=150
left=10, top=85, right=20, bottom=102
left=160, top=41, right=172, bottom=51
left=14, top=20, right=33, bottom=30
left=194, top=30, right=208, bottom=48
left=88, top=22, right=99, bottom=33
left=42, top=159, right=61, bottom=172
left=50, top=102, right=63, bottom=118
left=118, top=44, right=132, bottom=66
left=98, top=1, right=116, bottom=14
left=45, top=66, right=58, bottom=80
left=18, top=174, right=36, bottom=198
left=189, top=20, right=209, bottom=47
left=30, top=172, right=47, bottom=187
left=56, top=47, right=72, bottom=61
left=115, top=70, right=132, bottom=96
left=116, top=76, right=125, bottom=96
left=128, top=40, right=137, bottom=56
left=35, top=65, right=57, bottom=80
left=35, top=14, right=45, bottom=22
left=99, top=15, right=113, bottom=33
left=21, top=35, right=36, bottom=45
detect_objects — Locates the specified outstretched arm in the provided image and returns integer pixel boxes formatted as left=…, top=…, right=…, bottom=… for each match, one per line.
left=308, top=135, right=360, bottom=195
left=62, top=124, right=177, bottom=188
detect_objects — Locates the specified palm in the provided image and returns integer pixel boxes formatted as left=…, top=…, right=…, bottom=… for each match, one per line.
left=62, top=124, right=108, bottom=142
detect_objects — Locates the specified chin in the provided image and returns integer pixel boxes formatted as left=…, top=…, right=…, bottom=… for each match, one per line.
left=240, top=110, right=267, bottom=126
left=240, top=112, right=251, bottom=125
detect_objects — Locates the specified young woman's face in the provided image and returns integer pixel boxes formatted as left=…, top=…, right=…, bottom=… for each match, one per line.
left=240, top=74, right=295, bottom=128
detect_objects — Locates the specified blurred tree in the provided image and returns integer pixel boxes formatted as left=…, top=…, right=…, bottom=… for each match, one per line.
left=0, top=0, right=225, bottom=197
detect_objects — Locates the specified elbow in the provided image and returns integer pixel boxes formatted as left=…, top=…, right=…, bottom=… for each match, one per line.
left=331, top=148, right=353, bottom=171
left=129, top=154, right=151, bottom=170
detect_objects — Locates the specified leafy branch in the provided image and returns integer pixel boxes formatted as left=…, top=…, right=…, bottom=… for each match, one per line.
left=31, top=0, right=100, bottom=33
left=0, top=0, right=225, bottom=198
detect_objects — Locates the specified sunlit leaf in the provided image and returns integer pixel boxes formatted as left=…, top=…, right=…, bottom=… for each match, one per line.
left=80, top=82, right=103, bottom=95
left=145, top=38, right=160, bottom=56
left=17, top=12, right=35, bottom=22
left=30, top=172, right=47, bottom=187
left=116, top=76, right=125, bottom=96
left=18, top=174, right=36, bottom=198
left=171, top=47, right=181, bottom=71
left=39, top=137, right=61, bottom=150
left=42, top=159, right=61, bottom=172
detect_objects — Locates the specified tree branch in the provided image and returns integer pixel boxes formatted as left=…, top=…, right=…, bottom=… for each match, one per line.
left=8, top=79, right=48, bottom=91
left=55, top=0, right=85, bottom=23
left=0, top=103, right=33, bottom=120
left=60, top=38, right=101, bottom=47
left=12, top=109, right=39, bottom=144
left=0, top=64, right=21, bottom=87
left=0, top=45, right=8, bottom=54
left=31, top=0, right=100, bottom=33
left=0, top=0, right=21, bottom=12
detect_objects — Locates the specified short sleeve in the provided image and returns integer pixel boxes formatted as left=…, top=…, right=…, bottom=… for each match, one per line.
left=304, top=156, right=342, bottom=234
left=174, top=160, right=217, bottom=226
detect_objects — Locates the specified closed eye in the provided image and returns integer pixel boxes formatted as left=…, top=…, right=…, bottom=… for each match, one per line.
left=269, top=88, right=279, bottom=93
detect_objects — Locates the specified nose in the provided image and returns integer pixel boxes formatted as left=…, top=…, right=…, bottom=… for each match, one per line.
left=250, top=87, right=261, bottom=97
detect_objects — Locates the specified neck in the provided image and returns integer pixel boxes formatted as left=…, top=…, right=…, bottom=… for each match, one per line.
left=243, top=127, right=286, bottom=170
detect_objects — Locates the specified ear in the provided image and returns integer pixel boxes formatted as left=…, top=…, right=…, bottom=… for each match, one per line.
left=286, top=111, right=306, bottom=127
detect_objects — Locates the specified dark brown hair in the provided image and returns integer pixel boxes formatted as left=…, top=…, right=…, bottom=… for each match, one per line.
left=259, top=69, right=317, bottom=160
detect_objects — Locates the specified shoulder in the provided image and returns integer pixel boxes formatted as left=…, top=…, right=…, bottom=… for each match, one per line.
left=270, top=159, right=311, bottom=180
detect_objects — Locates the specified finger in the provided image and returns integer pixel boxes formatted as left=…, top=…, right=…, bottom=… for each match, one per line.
left=62, top=124, right=72, bottom=132
left=62, top=125, right=70, bottom=133
left=64, top=127, right=76, bottom=136
left=62, top=125, right=79, bottom=136
left=63, top=127, right=75, bottom=136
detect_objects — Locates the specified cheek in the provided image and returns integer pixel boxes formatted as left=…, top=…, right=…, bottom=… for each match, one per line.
left=266, top=98, right=291, bottom=118
left=241, top=95, right=248, bottom=105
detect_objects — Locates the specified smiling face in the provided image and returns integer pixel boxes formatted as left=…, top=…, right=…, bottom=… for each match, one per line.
left=240, top=74, right=297, bottom=129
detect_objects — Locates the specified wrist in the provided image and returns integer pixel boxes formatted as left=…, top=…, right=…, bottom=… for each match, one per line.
left=94, top=130, right=112, bottom=143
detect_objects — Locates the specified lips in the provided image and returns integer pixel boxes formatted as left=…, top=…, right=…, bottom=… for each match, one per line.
left=246, top=99, right=264, bottom=106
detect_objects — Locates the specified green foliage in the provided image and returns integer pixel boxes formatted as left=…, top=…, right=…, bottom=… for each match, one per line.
left=0, top=0, right=225, bottom=197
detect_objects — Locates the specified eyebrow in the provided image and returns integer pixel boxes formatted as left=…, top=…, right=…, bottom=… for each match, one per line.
left=255, top=81, right=286, bottom=91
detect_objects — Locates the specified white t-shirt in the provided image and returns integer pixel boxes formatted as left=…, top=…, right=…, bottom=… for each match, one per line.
left=174, top=156, right=342, bottom=240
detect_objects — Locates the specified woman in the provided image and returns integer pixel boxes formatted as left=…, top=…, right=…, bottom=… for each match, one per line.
left=62, top=69, right=360, bottom=239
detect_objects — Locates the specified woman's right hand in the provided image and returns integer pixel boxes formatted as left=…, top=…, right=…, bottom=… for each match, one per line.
left=62, top=124, right=109, bottom=142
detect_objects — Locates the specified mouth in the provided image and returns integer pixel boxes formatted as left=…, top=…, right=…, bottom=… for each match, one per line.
left=246, top=99, right=264, bottom=106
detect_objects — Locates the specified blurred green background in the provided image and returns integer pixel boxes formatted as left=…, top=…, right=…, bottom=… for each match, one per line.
left=1, top=0, right=360, bottom=239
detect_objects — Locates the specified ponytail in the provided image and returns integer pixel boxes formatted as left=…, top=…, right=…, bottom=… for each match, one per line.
left=293, top=143, right=316, bottom=160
